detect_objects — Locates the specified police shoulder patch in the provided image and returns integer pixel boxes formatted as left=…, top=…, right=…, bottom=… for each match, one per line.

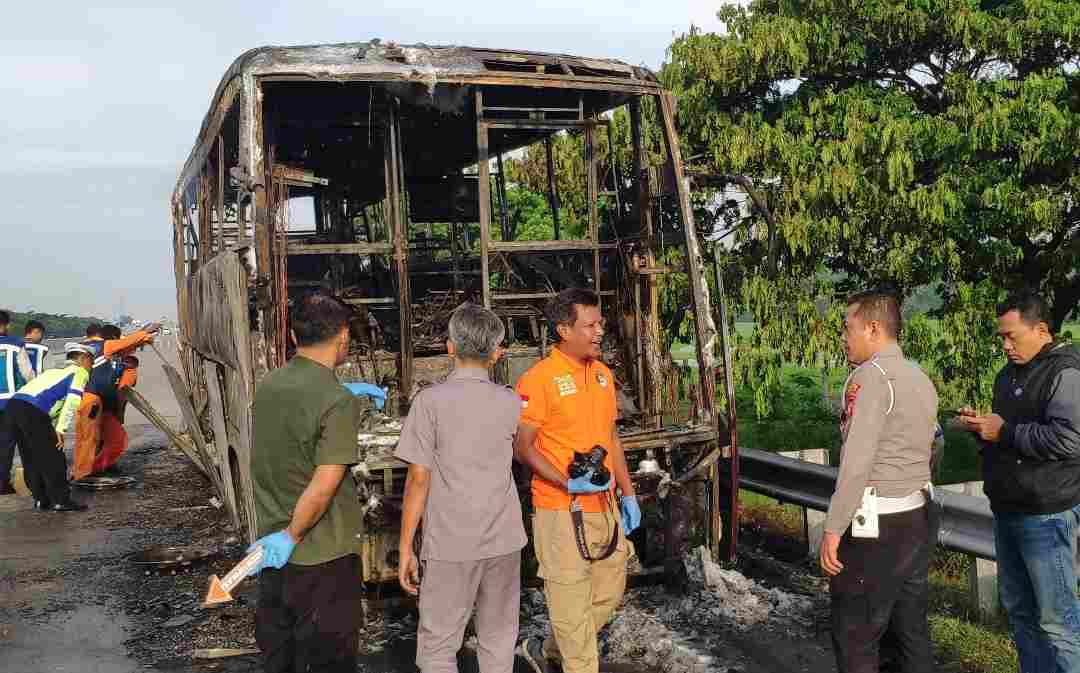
left=840, top=382, right=861, bottom=433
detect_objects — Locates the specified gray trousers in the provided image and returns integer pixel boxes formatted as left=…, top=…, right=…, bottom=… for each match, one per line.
left=417, top=550, right=521, bottom=673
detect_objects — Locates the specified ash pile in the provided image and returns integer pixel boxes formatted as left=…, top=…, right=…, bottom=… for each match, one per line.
left=520, top=547, right=824, bottom=673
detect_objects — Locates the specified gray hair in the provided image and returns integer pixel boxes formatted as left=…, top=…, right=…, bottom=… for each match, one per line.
left=448, top=303, right=505, bottom=362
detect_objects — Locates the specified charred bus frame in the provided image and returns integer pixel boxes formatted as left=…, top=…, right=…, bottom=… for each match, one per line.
left=166, top=41, right=734, bottom=580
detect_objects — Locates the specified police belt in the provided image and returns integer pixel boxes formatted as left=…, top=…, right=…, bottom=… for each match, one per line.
left=569, top=492, right=620, bottom=562
left=876, top=486, right=930, bottom=515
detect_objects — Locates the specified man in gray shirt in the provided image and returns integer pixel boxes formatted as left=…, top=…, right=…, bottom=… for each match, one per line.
left=821, top=290, right=939, bottom=673
left=396, top=303, right=527, bottom=673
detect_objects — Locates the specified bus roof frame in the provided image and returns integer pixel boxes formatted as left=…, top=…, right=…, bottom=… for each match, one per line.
left=173, top=40, right=664, bottom=203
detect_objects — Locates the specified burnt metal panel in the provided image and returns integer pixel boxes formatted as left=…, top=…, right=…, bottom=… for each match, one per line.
left=407, top=178, right=479, bottom=223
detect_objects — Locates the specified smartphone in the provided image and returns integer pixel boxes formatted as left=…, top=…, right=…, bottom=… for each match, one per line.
left=944, top=409, right=978, bottom=430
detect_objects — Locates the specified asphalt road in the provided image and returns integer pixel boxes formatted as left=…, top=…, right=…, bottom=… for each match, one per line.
left=1, top=338, right=836, bottom=673
left=2, top=337, right=190, bottom=672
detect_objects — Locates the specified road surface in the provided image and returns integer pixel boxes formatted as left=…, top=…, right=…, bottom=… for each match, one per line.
left=1, top=340, right=837, bottom=672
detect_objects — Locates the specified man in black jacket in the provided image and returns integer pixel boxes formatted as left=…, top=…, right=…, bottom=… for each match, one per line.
left=959, top=290, right=1080, bottom=673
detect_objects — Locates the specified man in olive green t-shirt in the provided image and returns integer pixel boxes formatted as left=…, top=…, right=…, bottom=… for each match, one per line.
left=247, top=292, right=364, bottom=673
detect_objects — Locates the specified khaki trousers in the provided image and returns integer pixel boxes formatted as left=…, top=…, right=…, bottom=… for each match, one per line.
left=533, top=507, right=629, bottom=673
left=417, top=551, right=522, bottom=673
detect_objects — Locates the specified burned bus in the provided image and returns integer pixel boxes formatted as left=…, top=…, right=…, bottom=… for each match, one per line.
left=164, top=40, right=732, bottom=582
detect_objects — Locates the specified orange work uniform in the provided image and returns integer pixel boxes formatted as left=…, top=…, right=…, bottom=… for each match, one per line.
left=515, top=347, right=618, bottom=513
left=72, top=332, right=152, bottom=480
left=515, top=346, right=628, bottom=673
left=92, top=355, right=139, bottom=475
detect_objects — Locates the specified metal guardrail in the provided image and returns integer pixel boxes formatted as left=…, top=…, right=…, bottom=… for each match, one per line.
left=737, top=447, right=998, bottom=560
left=933, top=488, right=996, bottom=560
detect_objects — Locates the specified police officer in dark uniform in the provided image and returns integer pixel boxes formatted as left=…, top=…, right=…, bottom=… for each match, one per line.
left=821, top=290, right=939, bottom=673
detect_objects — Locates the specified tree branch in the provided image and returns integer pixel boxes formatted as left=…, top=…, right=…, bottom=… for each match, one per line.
left=721, top=175, right=780, bottom=278
left=1050, top=275, right=1080, bottom=333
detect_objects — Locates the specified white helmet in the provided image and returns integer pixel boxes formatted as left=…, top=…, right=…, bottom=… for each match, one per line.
left=64, top=343, right=95, bottom=356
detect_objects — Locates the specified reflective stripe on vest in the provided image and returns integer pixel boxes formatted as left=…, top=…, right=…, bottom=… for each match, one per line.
left=0, top=343, right=20, bottom=400
left=25, top=343, right=49, bottom=377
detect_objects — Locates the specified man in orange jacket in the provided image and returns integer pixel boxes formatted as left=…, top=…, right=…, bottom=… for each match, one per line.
left=513, top=289, right=640, bottom=673
left=93, top=324, right=146, bottom=476
left=71, top=322, right=157, bottom=481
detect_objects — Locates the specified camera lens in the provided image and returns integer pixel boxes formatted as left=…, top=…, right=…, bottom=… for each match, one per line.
left=569, top=451, right=591, bottom=479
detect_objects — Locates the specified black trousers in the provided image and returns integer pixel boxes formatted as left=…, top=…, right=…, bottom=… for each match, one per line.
left=0, top=400, right=69, bottom=505
left=830, top=504, right=936, bottom=673
left=0, top=408, right=16, bottom=483
left=256, top=554, right=364, bottom=673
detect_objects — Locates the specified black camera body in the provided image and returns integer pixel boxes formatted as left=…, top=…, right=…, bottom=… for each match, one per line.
left=568, top=445, right=610, bottom=486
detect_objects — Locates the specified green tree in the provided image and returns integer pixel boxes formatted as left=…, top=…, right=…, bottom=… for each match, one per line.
left=664, top=0, right=1080, bottom=411
left=7, top=311, right=104, bottom=339
left=503, top=107, right=672, bottom=241
left=504, top=130, right=593, bottom=241
left=505, top=185, right=557, bottom=240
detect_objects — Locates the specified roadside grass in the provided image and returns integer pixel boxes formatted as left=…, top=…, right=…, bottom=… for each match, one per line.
left=725, top=369, right=1011, bottom=672
left=738, top=491, right=804, bottom=539
left=928, top=603, right=1018, bottom=673
left=734, top=365, right=843, bottom=454
left=669, top=321, right=1080, bottom=485
left=737, top=494, right=1019, bottom=673
left=926, top=552, right=1018, bottom=673
left=678, top=360, right=986, bottom=484
left=667, top=322, right=1080, bottom=672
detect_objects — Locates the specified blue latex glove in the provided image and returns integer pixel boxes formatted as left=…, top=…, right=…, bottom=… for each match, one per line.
left=246, top=530, right=297, bottom=576
left=567, top=470, right=611, bottom=494
left=620, top=495, right=641, bottom=534
left=344, top=382, right=387, bottom=410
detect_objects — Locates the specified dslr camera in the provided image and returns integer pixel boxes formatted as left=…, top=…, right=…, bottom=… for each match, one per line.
left=568, top=446, right=610, bottom=486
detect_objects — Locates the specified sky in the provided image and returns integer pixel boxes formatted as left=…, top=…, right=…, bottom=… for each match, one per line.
left=1, top=1, right=729, bottom=320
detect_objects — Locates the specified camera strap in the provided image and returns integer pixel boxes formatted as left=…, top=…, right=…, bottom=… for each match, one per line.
left=570, top=493, right=620, bottom=562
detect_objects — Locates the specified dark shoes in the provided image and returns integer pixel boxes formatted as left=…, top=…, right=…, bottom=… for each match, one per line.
left=50, top=499, right=88, bottom=512
left=35, top=499, right=88, bottom=512
left=518, top=638, right=557, bottom=673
